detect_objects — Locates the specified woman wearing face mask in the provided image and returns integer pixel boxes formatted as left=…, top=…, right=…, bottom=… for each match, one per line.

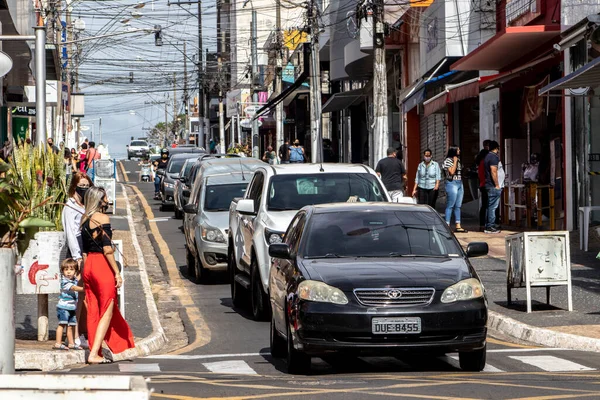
left=81, top=187, right=135, bottom=364
left=412, top=149, right=441, bottom=208
left=62, top=172, right=94, bottom=347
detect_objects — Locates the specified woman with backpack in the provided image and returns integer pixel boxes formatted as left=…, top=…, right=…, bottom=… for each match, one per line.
left=289, top=140, right=305, bottom=163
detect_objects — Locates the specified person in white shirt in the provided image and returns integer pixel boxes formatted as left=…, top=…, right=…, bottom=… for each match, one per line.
left=62, top=172, right=94, bottom=348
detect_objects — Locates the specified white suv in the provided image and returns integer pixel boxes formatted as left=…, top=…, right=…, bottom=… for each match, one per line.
left=127, top=140, right=150, bottom=160
left=228, top=163, right=390, bottom=320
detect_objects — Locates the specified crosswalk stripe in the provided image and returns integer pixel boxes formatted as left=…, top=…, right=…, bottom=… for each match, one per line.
left=202, top=360, right=258, bottom=375
left=508, top=356, right=595, bottom=372
left=119, top=363, right=161, bottom=373
left=447, top=356, right=504, bottom=372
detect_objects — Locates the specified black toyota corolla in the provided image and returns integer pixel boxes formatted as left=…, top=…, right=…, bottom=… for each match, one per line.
left=268, top=202, right=489, bottom=374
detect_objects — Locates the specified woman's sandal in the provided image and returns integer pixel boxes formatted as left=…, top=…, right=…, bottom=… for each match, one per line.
left=87, top=357, right=112, bottom=365
left=69, top=344, right=84, bottom=350
left=455, top=228, right=468, bottom=233
left=53, top=343, right=69, bottom=350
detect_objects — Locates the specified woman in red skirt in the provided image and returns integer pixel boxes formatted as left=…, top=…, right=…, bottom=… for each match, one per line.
left=81, top=187, right=134, bottom=364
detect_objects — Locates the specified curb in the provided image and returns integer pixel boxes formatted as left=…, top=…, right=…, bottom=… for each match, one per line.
left=15, top=183, right=167, bottom=371
left=488, top=310, right=600, bottom=352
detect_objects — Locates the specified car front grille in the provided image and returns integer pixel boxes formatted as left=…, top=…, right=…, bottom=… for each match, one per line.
left=353, top=288, right=435, bottom=307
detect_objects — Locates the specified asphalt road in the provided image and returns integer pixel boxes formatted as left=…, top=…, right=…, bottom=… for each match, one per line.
left=67, top=160, right=600, bottom=400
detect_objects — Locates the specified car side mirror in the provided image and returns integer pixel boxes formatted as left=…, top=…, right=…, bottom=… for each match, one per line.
left=180, top=177, right=187, bottom=183
left=237, top=199, right=256, bottom=215
left=183, top=204, right=197, bottom=214
left=466, top=242, right=489, bottom=258
left=269, top=243, right=291, bottom=260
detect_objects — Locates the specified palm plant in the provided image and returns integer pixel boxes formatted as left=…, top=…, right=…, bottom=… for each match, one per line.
left=0, top=142, right=67, bottom=254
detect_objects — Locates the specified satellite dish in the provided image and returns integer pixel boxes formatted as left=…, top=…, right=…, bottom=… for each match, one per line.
left=569, top=87, right=589, bottom=95
left=0, top=51, right=13, bottom=78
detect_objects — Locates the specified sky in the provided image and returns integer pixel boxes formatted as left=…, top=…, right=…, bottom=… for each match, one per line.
left=75, top=0, right=217, bottom=159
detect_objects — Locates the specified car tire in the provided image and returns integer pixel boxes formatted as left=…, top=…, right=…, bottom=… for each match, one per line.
left=229, top=248, right=245, bottom=307
left=186, top=246, right=196, bottom=280
left=251, top=258, right=270, bottom=321
left=459, top=344, right=487, bottom=372
left=286, top=321, right=310, bottom=374
left=191, top=247, right=208, bottom=284
left=270, top=314, right=286, bottom=358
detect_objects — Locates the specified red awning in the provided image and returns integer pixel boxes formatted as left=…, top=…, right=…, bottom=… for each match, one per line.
left=478, top=53, right=558, bottom=90
left=423, top=78, right=480, bottom=117
left=423, top=91, right=448, bottom=117
left=450, top=26, right=560, bottom=72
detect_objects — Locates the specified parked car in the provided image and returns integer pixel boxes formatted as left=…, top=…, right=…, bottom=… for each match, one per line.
left=183, top=158, right=263, bottom=283
left=158, top=153, right=204, bottom=210
left=127, top=140, right=150, bottom=160
left=268, top=202, right=489, bottom=374
left=168, top=145, right=206, bottom=156
left=228, top=164, right=390, bottom=321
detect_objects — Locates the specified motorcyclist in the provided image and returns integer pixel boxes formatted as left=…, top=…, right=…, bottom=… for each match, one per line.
left=154, top=148, right=170, bottom=200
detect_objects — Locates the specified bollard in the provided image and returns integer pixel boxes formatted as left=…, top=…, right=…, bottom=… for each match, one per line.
left=0, top=248, right=16, bottom=374
left=37, top=294, right=48, bottom=342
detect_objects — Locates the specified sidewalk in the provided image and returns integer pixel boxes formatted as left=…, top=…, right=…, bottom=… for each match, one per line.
left=13, top=184, right=169, bottom=371
left=455, top=213, right=600, bottom=351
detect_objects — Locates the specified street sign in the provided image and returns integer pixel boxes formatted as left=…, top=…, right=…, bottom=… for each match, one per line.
left=240, top=119, right=262, bottom=129
left=244, top=105, right=261, bottom=117
left=0, top=51, right=13, bottom=78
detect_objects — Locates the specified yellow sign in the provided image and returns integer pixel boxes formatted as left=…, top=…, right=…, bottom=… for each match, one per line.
left=283, top=30, right=308, bottom=51
left=410, top=0, right=433, bottom=7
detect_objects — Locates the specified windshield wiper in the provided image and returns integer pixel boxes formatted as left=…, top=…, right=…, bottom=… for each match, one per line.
left=268, top=207, right=298, bottom=211
left=308, top=253, right=345, bottom=259
left=388, top=253, right=451, bottom=258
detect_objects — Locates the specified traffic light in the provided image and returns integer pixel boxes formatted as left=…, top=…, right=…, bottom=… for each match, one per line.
left=154, top=25, right=163, bottom=46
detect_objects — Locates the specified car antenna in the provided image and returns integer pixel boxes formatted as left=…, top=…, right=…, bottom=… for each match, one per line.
left=239, top=159, right=246, bottom=180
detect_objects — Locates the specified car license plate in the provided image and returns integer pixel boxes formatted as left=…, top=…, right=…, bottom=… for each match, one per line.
left=372, top=317, right=421, bottom=334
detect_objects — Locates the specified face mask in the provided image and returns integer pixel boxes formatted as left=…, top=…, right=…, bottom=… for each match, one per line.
left=424, top=156, right=431, bottom=162
left=75, top=187, right=88, bottom=203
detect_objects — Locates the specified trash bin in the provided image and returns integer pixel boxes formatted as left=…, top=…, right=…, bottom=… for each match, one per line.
left=505, top=231, right=572, bottom=313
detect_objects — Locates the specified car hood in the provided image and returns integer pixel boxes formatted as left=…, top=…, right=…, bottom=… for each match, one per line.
left=165, top=173, right=179, bottom=181
left=199, top=210, right=229, bottom=234
left=262, top=210, right=298, bottom=232
left=300, top=258, right=473, bottom=291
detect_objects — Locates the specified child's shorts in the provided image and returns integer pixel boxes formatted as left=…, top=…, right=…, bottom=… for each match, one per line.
left=57, top=308, right=77, bottom=326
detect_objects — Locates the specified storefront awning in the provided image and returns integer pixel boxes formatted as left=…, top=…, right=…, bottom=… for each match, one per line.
left=422, top=78, right=480, bottom=117
left=478, top=53, right=557, bottom=90
left=322, top=88, right=366, bottom=113
left=450, top=26, right=560, bottom=72
left=253, top=74, right=307, bottom=120
left=538, top=56, right=600, bottom=95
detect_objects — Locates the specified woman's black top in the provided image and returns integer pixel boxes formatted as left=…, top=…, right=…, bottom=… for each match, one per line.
left=81, top=219, right=113, bottom=253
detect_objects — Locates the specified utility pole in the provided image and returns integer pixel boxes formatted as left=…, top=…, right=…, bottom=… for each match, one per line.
left=173, top=72, right=177, bottom=142
left=164, top=98, right=169, bottom=148
left=251, top=10, right=259, bottom=158
left=183, top=41, right=189, bottom=144
left=197, top=0, right=205, bottom=149
left=218, top=54, right=225, bottom=147
left=372, top=0, right=388, bottom=166
left=99, top=117, right=102, bottom=145
left=308, top=0, right=322, bottom=163
left=275, top=0, right=284, bottom=159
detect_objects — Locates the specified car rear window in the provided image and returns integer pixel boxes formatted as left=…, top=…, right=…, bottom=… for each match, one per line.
left=130, top=141, right=147, bottom=147
left=204, top=183, right=248, bottom=211
left=267, top=173, right=386, bottom=211
left=303, top=211, right=462, bottom=258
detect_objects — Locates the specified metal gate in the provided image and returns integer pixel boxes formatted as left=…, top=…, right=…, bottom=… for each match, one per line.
left=420, top=113, right=447, bottom=195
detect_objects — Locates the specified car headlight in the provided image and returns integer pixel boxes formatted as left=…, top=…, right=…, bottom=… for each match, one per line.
left=298, top=280, right=348, bottom=305
left=440, top=278, right=484, bottom=303
left=202, top=225, right=226, bottom=243
left=164, top=182, right=175, bottom=189
left=264, top=228, right=284, bottom=245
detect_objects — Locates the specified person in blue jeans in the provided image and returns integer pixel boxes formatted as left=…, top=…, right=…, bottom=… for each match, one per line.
left=483, top=141, right=502, bottom=234
left=442, top=145, right=467, bottom=233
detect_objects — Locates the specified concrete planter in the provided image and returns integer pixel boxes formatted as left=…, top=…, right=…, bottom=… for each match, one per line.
left=0, top=247, right=16, bottom=374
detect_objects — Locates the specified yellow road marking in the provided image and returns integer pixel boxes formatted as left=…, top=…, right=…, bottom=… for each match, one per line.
left=508, top=395, right=600, bottom=400
left=127, top=179, right=211, bottom=353
left=487, top=337, right=537, bottom=348
left=118, top=160, right=129, bottom=182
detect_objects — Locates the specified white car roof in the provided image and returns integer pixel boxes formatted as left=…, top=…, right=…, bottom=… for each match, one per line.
left=264, top=163, right=375, bottom=175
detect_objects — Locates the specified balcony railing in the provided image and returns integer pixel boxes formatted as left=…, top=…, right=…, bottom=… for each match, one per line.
left=505, top=0, right=540, bottom=26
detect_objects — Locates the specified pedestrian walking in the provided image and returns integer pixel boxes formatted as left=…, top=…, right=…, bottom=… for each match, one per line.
left=262, top=146, right=278, bottom=164
left=278, top=140, right=290, bottom=164
left=53, top=258, right=84, bottom=351
left=376, top=147, right=407, bottom=202
left=411, top=149, right=440, bottom=208
left=81, top=187, right=135, bottom=364
left=47, top=138, right=60, bottom=154
left=483, top=141, right=502, bottom=234
left=85, top=141, right=101, bottom=179
left=442, top=145, right=467, bottom=233
left=289, top=140, right=305, bottom=163
left=63, top=172, right=93, bottom=346
left=475, top=140, right=491, bottom=231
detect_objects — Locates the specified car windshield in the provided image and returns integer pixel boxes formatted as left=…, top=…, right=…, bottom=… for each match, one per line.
left=131, top=141, right=147, bottom=147
left=168, top=157, right=196, bottom=173
left=303, top=211, right=462, bottom=258
left=181, top=161, right=195, bottom=178
left=267, top=173, right=386, bottom=211
left=205, top=183, right=248, bottom=211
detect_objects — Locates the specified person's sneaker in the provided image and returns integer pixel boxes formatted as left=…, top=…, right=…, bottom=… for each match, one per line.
left=484, top=227, right=501, bottom=234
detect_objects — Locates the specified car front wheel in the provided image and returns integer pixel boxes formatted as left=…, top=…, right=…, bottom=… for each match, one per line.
left=286, top=322, right=310, bottom=374
left=230, top=248, right=245, bottom=307
left=191, top=247, right=208, bottom=284
left=186, top=246, right=196, bottom=280
left=459, top=344, right=487, bottom=371
left=251, top=258, right=270, bottom=321
left=270, top=314, right=286, bottom=358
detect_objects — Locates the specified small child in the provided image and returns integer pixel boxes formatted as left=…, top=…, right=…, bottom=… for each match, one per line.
left=54, top=258, right=84, bottom=350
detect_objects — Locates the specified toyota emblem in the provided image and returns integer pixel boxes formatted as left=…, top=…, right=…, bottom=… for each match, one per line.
left=387, top=289, right=402, bottom=299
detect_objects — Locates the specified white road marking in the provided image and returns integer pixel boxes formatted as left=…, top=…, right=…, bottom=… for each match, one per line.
left=119, top=363, right=161, bottom=373
left=447, top=355, right=504, bottom=372
left=202, top=360, right=258, bottom=375
left=145, top=352, right=269, bottom=360
left=509, top=355, right=595, bottom=372
left=487, top=348, right=568, bottom=353
left=149, top=218, right=171, bottom=222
